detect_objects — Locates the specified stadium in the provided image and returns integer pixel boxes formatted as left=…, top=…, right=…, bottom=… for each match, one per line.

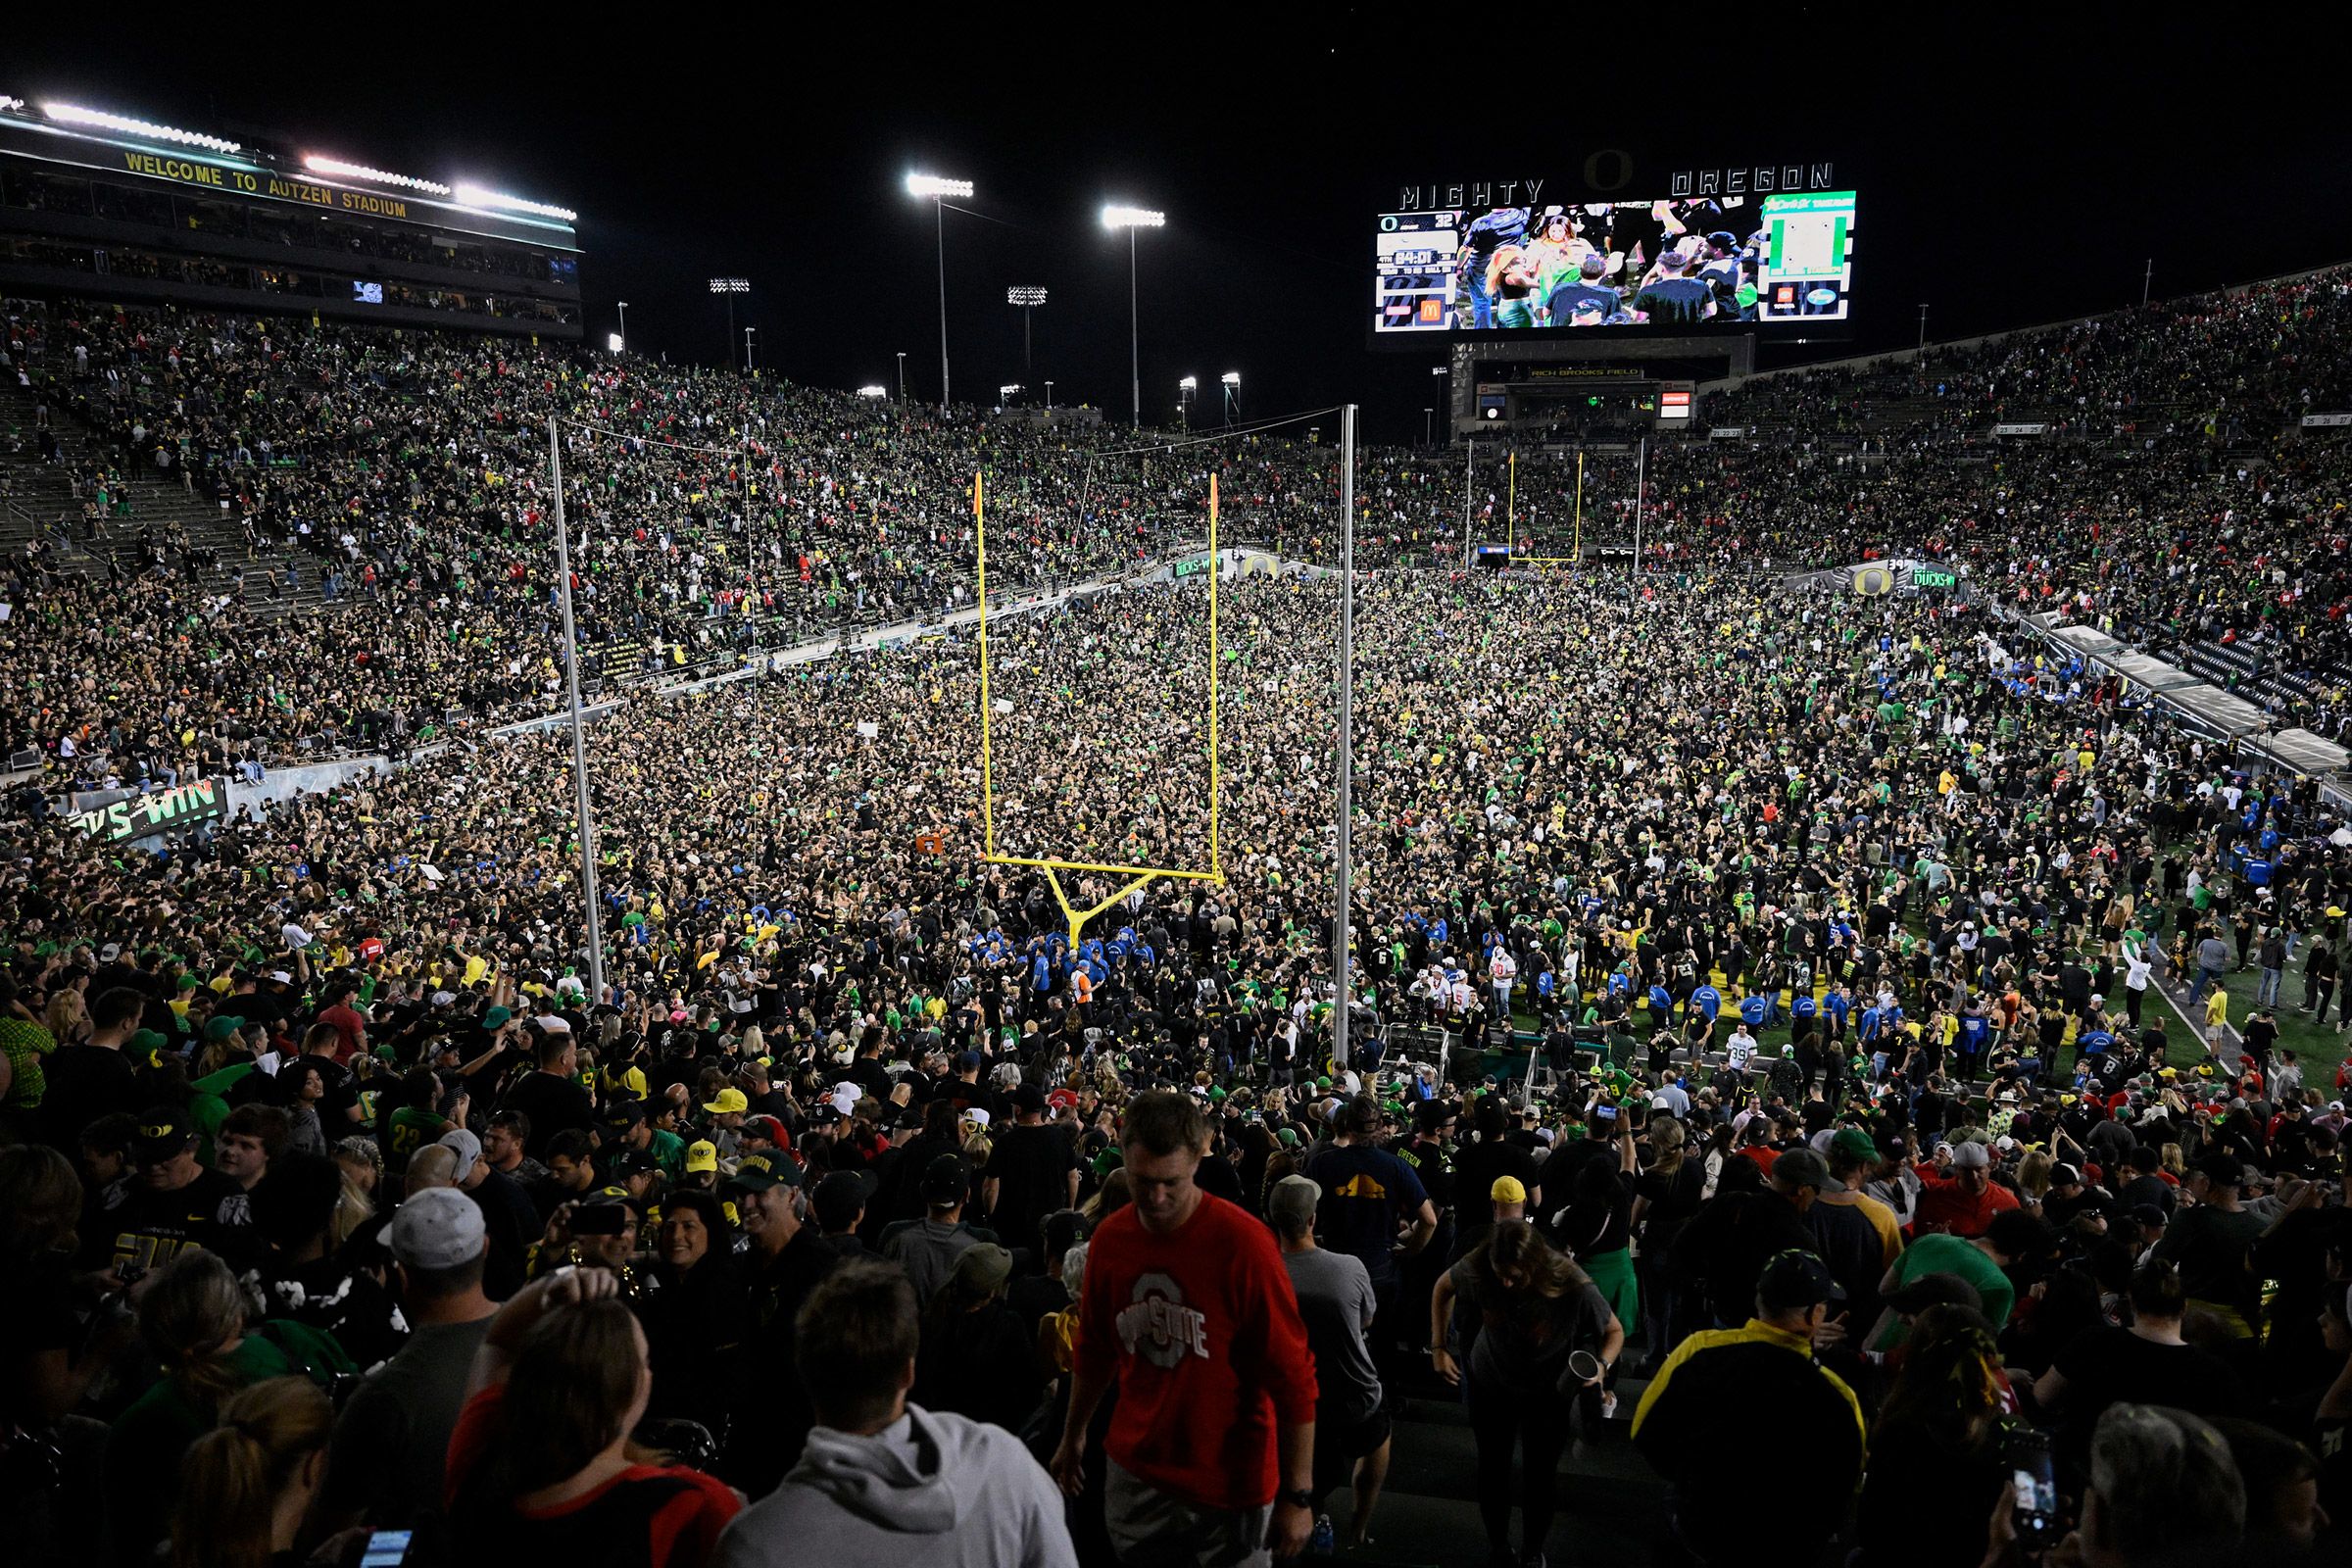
left=1, top=27, right=2348, bottom=1568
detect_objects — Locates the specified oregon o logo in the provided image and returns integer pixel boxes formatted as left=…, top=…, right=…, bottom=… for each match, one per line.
left=1853, top=566, right=1892, bottom=597
left=1584, top=149, right=1633, bottom=192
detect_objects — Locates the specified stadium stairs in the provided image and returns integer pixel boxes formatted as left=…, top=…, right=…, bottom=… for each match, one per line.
left=0, top=388, right=113, bottom=581
left=0, top=377, right=328, bottom=616
left=1348, top=1357, right=1664, bottom=1565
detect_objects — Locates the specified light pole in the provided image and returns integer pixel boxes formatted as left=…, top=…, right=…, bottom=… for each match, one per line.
left=1043, top=379, right=1054, bottom=411
left=906, top=174, right=973, bottom=407
left=1007, top=286, right=1047, bottom=385
left=615, top=300, right=628, bottom=351
left=1423, top=407, right=1433, bottom=447
left=1917, top=303, right=1929, bottom=356
left=896, top=352, right=907, bottom=403
left=743, top=326, right=757, bottom=373
left=1221, top=370, right=1240, bottom=427
left=546, top=416, right=605, bottom=1001
left=1102, top=204, right=1164, bottom=427
left=1178, top=375, right=1197, bottom=430
left=709, top=278, right=748, bottom=368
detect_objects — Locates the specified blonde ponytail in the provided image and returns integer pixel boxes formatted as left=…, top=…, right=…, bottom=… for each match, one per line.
left=171, top=1376, right=333, bottom=1568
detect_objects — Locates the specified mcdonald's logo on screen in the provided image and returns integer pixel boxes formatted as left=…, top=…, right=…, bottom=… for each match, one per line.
left=1419, top=299, right=1444, bottom=322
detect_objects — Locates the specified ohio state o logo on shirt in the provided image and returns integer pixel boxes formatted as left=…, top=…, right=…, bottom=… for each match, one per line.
left=1116, top=1271, right=1210, bottom=1368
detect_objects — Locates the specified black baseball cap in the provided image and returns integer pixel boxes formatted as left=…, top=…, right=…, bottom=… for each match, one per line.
left=1757, top=1249, right=1844, bottom=1312
left=810, top=1169, right=869, bottom=1229
left=920, top=1153, right=971, bottom=1205
left=132, top=1104, right=197, bottom=1164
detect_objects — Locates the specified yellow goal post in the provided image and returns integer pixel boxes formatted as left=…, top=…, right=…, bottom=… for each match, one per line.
left=1505, top=448, right=1585, bottom=566
left=973, top=468, right=1225, bottom=947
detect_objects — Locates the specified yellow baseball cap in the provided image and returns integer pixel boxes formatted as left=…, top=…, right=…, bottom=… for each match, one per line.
left=1492, top=1175, right=1528, bottom=1203
left=685, top=1140, right=719, bottom=1174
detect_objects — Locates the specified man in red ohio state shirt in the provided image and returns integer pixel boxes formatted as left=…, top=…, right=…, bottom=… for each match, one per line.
left=1911, top=1138, right=2021, bottom=1238
left=1053, top=1090, right=1318, bottom=1565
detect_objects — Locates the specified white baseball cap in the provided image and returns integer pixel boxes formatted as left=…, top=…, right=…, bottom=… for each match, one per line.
left=388, top=1187, right=486, bottom=1270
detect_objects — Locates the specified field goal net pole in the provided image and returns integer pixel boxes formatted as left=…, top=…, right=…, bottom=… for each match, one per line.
left=973, top=468, right=1223, bottom=949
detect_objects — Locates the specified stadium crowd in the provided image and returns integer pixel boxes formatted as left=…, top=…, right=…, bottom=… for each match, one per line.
left=7, top=267, right=2352, bottom=788
left=4, top=266, right=2352, bottom=1567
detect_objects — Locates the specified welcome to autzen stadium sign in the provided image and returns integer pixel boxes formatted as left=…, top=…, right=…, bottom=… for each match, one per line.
left=67, top=779, right=228, bottom=844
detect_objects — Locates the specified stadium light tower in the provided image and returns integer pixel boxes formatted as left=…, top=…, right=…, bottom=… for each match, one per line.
left=1102, top=204, right=1164, bottom=427
left=1178, top=374, right=1198, bottom=431
left=616, top=300, right=628, bottom=350
left=1006, top=286, right=1048, bottom=384
left=1044, top=379, right=1054, bottom=411
left=1221, top=369, right=1241, bottom=427
left=710, top=278, right=749, bottom=369
left=906, top=174, right=973, bottom=407
left=744, top=326, right=758, bottom=373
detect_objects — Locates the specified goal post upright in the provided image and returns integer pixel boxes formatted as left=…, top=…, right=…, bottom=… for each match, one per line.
left=971, top=465, right=1225, bottom=949
left=1507, top=447, right=1585, bottom=566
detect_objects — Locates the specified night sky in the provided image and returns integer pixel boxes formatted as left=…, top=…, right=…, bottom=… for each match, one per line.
left=10, top=15, right=2347, bottom=443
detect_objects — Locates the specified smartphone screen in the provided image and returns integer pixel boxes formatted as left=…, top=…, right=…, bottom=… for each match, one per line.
left=2008, top=1434, right=2057, bottom=1544
left=361, top=1531, right=413, bottom=1567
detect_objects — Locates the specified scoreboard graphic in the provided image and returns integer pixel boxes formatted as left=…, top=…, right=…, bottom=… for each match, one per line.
left=1373, top=190, right=1857, bottom=336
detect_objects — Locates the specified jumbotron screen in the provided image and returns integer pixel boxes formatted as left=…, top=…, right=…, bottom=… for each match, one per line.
left=1373, top=190, right=1856, bottom=335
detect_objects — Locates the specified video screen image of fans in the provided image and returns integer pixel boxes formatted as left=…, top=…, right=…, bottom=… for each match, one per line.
left=1373, top=190, right=1855, bottom=334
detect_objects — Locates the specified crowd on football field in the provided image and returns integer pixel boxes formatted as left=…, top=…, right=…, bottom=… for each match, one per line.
left=3, top=559, right=2352, bottom=1565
